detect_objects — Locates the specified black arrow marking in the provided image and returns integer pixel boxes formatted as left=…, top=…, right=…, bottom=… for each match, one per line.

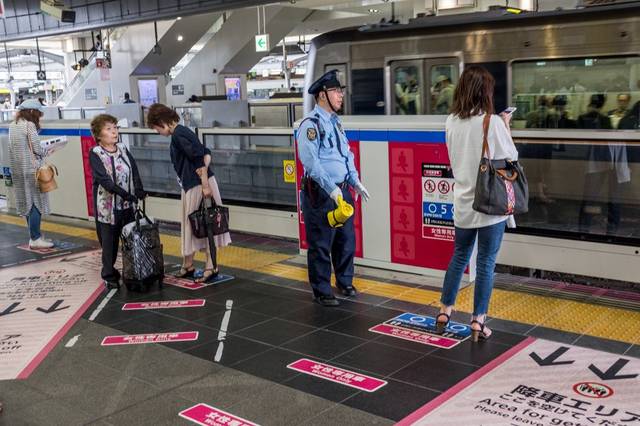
left=529, top=346, right=575, bottom=366
left=589, top=358, right=638, bottom=381
left=0, top=302, right=25, bottom=317
left=36, top=300, right=70, bottom=314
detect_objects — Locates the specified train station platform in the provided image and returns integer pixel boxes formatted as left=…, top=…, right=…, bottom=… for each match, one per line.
left=0, top=213, right=638, bottom=426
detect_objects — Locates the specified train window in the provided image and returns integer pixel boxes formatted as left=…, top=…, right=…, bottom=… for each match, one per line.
left=511, top=56, right=640, bottom=130
left=391, top=62, right=424, bottom=115
left=428, top=64, right=458, bottom=114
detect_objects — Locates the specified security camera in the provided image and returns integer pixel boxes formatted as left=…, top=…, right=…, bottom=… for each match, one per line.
left=40, top=0, right=75, bottom=23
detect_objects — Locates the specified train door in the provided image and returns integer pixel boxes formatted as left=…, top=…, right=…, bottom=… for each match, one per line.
left=424, top=58, right=459, bottom=114
left=390, top=60, right=425, bottom=115
left=325, top=63, right=349, bottom=114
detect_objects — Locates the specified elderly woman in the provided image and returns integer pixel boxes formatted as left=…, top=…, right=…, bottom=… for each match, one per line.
left=89, top=114, right=146, bottom=289
left=8, top=99, right=54, bottom=249
left=146, top=103, right=230, bottom=283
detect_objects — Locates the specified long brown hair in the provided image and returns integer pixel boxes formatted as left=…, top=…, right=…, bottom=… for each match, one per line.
left=450, top=66, right=495, bottom=119
left=15, top=109, right=43, bottom=130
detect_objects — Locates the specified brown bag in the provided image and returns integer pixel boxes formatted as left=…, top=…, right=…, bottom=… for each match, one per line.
left=27, top=133, right=58, bottom=193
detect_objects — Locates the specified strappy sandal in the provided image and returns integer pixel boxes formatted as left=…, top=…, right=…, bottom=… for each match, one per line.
left=175, top=265, right=195, bottom=279
left=470, top=320, right=492, bottom=342
left=435, top=312, right=450, bottom=335
left=195, top=267, right=219, bottom=284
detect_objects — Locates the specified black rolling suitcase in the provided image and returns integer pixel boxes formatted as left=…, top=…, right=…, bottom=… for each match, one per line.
left=121, top=202, right=164, bottom=291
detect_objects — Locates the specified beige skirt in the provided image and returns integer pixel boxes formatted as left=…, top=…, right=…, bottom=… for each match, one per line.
left=181, top=175, right=232, bottom=257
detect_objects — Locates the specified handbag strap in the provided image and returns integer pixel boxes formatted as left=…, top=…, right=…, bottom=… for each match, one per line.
left=482, top=113, right=491, bottom=160
left=26, top=130, right=40, bottom=176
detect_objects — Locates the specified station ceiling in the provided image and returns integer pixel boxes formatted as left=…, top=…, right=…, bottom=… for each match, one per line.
left=0, top=0, right=281, bottom=41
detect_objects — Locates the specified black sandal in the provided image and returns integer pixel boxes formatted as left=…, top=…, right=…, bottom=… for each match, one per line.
left=175, top=265, right=195, bottom=279
left=470, top=320, right=491, bottom=342
left=195, top=268, right=219, bottom=284
left=435, top=312, right=450, bottom=334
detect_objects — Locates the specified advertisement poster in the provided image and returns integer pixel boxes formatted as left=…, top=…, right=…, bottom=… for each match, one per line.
left=224, top=77, right=241, bottom=101
left=137, top=79, right=159, bottom=107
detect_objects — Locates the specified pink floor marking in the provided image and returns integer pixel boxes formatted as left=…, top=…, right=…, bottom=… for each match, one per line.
left=16, top=283, right=105, bottom=379
left=396, top=336, right=537, bottom=426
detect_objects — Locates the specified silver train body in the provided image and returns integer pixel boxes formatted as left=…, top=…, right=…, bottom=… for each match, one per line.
left=303, top=4, right=640, bottom=284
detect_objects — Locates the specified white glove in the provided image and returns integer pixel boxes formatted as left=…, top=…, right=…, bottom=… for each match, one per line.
left=329, top=187, right=342, bottom=206
left=355, top=182, right=370, bottom=202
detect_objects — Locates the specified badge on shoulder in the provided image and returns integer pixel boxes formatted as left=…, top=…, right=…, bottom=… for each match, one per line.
left=307, top=127, right=317, bottom=140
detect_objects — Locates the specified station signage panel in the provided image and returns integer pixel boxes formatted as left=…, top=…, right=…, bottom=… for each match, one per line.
left=255, top=34, right=270, bottom=52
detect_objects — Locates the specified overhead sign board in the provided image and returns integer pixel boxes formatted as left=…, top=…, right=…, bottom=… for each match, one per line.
left=36, top=70, right=47, bottom=81
left=255, top=34, right=270, bottom=52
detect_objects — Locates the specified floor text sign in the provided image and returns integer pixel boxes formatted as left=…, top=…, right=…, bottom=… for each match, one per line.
left=101, top=331, right=199, bottom=346
left=179, top=403, right=259, bottom=426
left=400, top=339, right=640, bottom=426
left=0, top=250, right=104, bottom=379
left=122, top=299, right=205, bottom=310
left=164, top=274, right=234, bottom=290
left=369, top=323, right=459, bottom=349
left=287, top=358, right=387, bottom=392
left=387, top=313, right=471, bottom=341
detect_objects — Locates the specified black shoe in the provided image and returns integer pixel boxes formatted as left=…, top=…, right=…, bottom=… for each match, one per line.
left=314, top=295, right=340, bottom=307
left=103, top=280, right=120, bottom=290
left=340, top=286, right=357, bottom=297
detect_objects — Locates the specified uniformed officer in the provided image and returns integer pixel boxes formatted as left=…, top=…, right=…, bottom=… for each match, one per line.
left=297, top=69, right=371, bottom=307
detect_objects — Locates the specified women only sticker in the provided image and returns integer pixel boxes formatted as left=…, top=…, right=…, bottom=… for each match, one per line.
left=287, top=359, right=387, bottom=392
left=101, top=331, right=199, bottom=346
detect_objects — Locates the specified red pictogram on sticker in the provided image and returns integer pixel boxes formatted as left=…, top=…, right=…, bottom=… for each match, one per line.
left=438, top=181, right=450, bottom=194
left=573, top=382, right=614, bottom=399
left=424, top=179, right=436, bottom=193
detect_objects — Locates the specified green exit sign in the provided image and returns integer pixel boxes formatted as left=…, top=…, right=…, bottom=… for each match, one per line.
left=255, top=34, right=270, bottom=52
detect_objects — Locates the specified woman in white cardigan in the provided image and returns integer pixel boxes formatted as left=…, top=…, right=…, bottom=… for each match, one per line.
left=435, top=66, right=519, bottom=342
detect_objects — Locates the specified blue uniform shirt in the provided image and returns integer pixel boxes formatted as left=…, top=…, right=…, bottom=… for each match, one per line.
left=297, top=105, right=359, bottom=195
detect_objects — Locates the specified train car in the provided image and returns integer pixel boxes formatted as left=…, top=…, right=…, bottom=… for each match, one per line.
left=301, top=3, right=640, bottom=284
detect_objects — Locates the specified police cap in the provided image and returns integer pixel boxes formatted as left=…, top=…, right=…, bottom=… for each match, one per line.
left=308, top=69, right=345, bottom=95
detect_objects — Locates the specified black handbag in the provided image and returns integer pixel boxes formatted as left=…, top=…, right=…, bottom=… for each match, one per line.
left=472, top=114, right=529, bottom=216
left=188, top=198, right=230, bottom=238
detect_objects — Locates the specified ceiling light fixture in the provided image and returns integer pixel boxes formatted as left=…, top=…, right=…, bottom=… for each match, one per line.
left=177, top=16, right=182, bottom=20
left=369, top=8, right=379, bottom=13
left=177, top=35, right=184, bottom=41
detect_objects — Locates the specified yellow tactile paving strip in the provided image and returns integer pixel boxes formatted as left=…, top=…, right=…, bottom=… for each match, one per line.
left=2, top=214, right=639, bottom=345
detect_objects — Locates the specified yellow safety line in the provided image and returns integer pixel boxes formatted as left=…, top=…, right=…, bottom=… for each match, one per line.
left=1, top=214, right=638, bottom=345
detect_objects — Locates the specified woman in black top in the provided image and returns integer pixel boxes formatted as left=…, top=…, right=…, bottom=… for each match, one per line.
left=147, top=104, right=231, bottom=283
left=89, top=114, right=145, bottom=289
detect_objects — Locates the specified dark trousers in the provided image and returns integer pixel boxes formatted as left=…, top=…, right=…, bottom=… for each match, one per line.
left=96, top=208, right=134, bottom=282
left=301, top=184, right=355, bottom=298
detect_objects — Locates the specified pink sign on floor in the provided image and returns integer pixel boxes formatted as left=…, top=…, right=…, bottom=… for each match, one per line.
left=369, top=323, right=459, bottom=349
left=101, top=331, right=199, bottom=346
left=163, top=275, right=205, bottom=290
left=179, top=403, right=259, bottom=426
left=122, top=299, right=205, bottom=310
left=287, top=358, right=387, bottom=392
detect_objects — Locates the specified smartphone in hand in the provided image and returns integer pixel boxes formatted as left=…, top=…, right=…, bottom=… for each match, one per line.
left=502, top=106, right=517, bottom=115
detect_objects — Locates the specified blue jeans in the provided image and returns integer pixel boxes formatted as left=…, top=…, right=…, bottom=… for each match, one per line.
left=440, top=221, right=506, bottom=316
left=26, top=205, right=42, bottom=240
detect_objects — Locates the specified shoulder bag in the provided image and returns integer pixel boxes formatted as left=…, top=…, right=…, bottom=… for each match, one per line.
left=188, top=198, right=230, bottom=238
left=27, top=132, right=58, bottom=193
left=472, top=114, right=529, bottom=216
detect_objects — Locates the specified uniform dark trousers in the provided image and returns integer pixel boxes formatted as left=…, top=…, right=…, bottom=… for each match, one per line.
left=301, top=185, right=355, bottom=298
left=96, top=208, right=134, bottom=282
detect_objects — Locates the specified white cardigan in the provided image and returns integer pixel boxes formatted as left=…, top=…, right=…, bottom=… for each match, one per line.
left=446, top=113, right=519, bottom=229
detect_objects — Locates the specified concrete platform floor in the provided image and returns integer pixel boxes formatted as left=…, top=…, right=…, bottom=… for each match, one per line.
left=0, top=214, right=638, bottom=426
